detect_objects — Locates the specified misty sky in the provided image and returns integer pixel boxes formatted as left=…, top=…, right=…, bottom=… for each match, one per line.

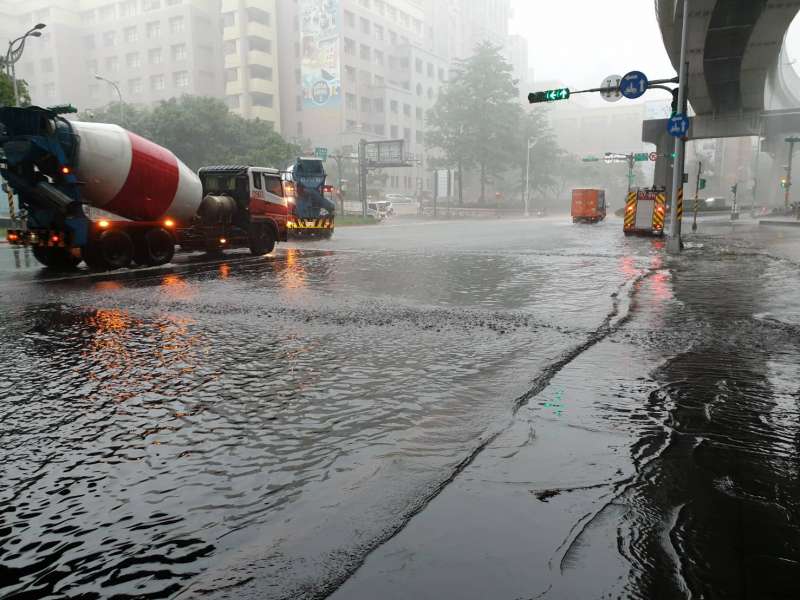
left=510, top=1, right=800, bottom=91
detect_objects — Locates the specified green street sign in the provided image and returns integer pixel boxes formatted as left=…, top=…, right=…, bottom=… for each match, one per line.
left=634, top=153, right=649, bottom=162
left=314, top=147, right=328, bottom=160
left=528, top=88, right=571, bottom=104
left=582, top=156, right=600, bottom=162
left=699, top=178, right=706, bottom=190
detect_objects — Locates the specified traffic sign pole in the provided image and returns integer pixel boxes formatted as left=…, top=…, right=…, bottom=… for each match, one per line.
left=668, top=0, right=690, bottom=254
left=692, top=161, right=702, bottom=232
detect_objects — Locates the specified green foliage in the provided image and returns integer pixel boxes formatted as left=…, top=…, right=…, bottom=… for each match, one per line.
left=426, top=42, right=556, bottom=203
left=78, top=95, right=299, bottom=171
left=0, top=71, right=31, bottom=107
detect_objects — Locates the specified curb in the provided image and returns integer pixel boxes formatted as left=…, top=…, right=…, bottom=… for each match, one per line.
left=759, top=220, right=800, bottom=228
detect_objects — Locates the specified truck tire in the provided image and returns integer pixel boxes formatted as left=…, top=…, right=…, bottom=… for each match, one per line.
left=135, top=227, right=175, bottom=266
left=84, top=230, right=134, bottom=270
left=32, top=246, right=81, bottom=270
left=249, top=224, right=276, bottom=255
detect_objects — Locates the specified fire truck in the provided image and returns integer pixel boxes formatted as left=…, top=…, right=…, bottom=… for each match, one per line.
left=0, top=106, right=288, bottom=269
left=623, top=188, right=666, bottom=236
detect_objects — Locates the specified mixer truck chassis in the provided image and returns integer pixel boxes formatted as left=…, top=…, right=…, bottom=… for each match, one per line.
left=1, top=107, right=288, bottom=270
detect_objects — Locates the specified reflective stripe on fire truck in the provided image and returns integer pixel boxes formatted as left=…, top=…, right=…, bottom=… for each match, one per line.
left=624, top=191, right=636, bottom=229
left=653, top=193, right=666, bottom=230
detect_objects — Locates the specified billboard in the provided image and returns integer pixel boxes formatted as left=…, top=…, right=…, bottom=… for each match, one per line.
left=299, top=0, right=341, bottom=109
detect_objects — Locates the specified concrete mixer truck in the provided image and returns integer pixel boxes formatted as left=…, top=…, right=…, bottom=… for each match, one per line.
left=0, top=106, right=288, bottom=270
left=282, top=157, right=336, bottom=238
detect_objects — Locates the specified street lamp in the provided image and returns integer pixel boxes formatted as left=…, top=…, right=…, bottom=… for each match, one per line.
left=95, top=74, right=124, bottom=124
left=3, top=23, right=46, bottom=106
left=524, top=137, right=539, bottom=217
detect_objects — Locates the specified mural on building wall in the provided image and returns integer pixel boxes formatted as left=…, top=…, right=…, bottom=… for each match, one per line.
left=300, top=0, right=341, bottom=109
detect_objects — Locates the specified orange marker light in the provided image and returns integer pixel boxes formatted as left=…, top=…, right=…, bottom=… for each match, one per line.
left=7, top=233, right=19, bottom=241
left=51, top=234, right=60, bottom=243
left=164, top=218, right=175, bottom=228
left=98, top=219, right=110, bottom=228
left=61, top=166, right=71, bottom=175
left=219, top=237, right=227, bottom=244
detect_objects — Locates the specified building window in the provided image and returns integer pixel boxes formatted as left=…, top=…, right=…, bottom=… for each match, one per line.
left=250, top=65, right=273, bottom=80
left=404, top=127, right=411, bottom=141
left=129, top=78, right=143, bottom=94
left=416, top=107, right=423, bottom=120
left=416, top=83, right=422, bottom=96
left=359, top=70, right=371, bottom=85
left=374, top=75, right=384, bottom=86
left=246, top=7, right=271, bottom=26
left=374, top=49, right=383, bottom=66
left=390, top=125, right=398, bottom=137
left=225, top=68, right=238, bottom=82
left=374, top=124, right=385, bottom=135
left=374, top=98, right=384, bottom=112
left=360, top=97, right=371, bottom=112
left=224, top=40, right=237, bottom=55
left=172, top=44, right=187, bottom=61
left=148, top=48, right=163, bottom=65
left=251, top=92, right=273, bottom=107
left=375, top=0, right=385, bottom=15
left=415, top=58, right=422, bottom=73
left=428, top=87, right=434, bottom=100
left=297, top=121, right=303, bottom=135
left=360, top=44, right=370, bottom=61
left=416, top=130, right=424, bottom=143
left=151, top=74, right=165, bottom=90
left=374, top=24, right=384, bottom=41
left=344, top=10, right=355, bottom=27
left=169, top=17, right=185, bottom=34
left=345, top=65, right=356, bottom=81
left=389, top=30, right=397, bottom=44
left=222, top=12, right=235, bottom=27
left=105, top=56, right=119, bottom=72
left=403, top=103, right=411, bottom=116
left=44, top=83, right=56, bottom=99
left=172, top=71, right=189, bottom=88
left=86, top=59, right=98, bottom=73
left=102, top=31, right=116, bottom=47
left=344, top=38, right=355, bottom=56
left=99, top=5, right=116, bottom=20
left=124, top=26, right=138, bottom=43
left=142, top=0, right=161, bottom=10
left=346, top=119, right=357, bottom=130
left=345, top=93, right=356, bottom=110
left=438, top=67, right=445, bottom=81
left=390, top=100, right=398, bottom=113
left=360, top=17, right=370, bottom=34
left=146, top=21, right=160, bottom=39
left=119, top=0, right=137, bottom=17
left=295, top=68, right=301, bottom=83
left=248, top=36, right=272, bottom=54
left=126, top=52, right=139, bottom=69
left=226, top=95, right=240, bottom=109
left=296, top=95, right=303, bottom=111
left=427, top=63, right=434, bottom=77
left=41, top=58, right=54, bottom=73
left=83, top=35, right=95, bottom=49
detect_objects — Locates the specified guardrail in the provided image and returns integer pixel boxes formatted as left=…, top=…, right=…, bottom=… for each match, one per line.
left=420, top=206, right=524, bottom=219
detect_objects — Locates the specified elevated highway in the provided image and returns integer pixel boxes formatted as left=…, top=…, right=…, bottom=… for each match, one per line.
left=647, top=1, right=800, bottom=203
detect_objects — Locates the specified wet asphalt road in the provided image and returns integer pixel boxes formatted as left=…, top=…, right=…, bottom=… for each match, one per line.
left=1, top=215, right=799, bottom=600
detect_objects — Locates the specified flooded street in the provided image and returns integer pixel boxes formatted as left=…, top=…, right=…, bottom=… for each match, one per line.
left=2, top=216, right=799, bottom=599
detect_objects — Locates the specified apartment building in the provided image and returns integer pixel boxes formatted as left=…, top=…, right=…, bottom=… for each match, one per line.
left=278, top=0, right=449, bottom=195
left=3, top=0, right=223, bottom=111
left=221, top=0, right=280, bottom=130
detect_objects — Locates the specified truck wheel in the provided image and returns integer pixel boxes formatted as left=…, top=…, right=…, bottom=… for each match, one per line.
left=84, top=230, right=134, bottom=270
left=32, top=246, right=81, bottom=270
left=135, top=228, right=175, bottom=266
left=249, top=224, right=276, bottom=255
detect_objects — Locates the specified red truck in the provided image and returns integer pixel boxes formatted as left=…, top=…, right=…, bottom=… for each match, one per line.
left=571, top=189, right=607, bottom=224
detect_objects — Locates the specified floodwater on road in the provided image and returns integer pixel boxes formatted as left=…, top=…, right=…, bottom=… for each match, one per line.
left=1, top=216, right=799, bottom=599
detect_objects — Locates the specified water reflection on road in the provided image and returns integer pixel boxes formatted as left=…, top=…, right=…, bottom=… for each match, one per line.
left=1, top=218, right=797, bottom=599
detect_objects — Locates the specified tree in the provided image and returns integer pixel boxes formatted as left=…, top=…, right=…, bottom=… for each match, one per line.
left=512, top=107, right=563, bottom=211
left=0, top=70, right=31, bottom=107
left=78, top=95, right=299, bottom=170
left=427, top=42, right=520, bottom=204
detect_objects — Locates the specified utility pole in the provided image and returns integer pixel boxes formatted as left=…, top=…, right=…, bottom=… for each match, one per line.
left=784, top=137, right=799, bottom=210
left=358, top=139, right=368, bottom=218
left=667, top=0, right=690, bottom=254
left=330, top=152, right=347, bottom=215
left=692, top=161, right=702, bottom=232
left=627, top=153, right=635, bottom=195
left=95, top=74, right=124, bottom=125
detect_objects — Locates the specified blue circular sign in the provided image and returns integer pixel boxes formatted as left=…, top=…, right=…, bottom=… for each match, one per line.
left=667, top=113, right=690, bottom=138
left=620, top=71, right=649, bottom=100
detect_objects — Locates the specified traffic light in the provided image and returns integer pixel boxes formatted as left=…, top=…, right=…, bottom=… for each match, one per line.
left=528, top=88, right=570, bottom=104
left=731, top=183, right=738, bottom=195
left=699, top=178, right=706, bottom=190
left=781, top=177, right=789, bottom=189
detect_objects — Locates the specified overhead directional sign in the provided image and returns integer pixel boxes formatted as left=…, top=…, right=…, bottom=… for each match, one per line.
left=634, top=153, right=649, bottom=162
left=582, top=156, right=600, bottom=162
left=528, top=88, right=571, bottom=104
left=667, top=113, right=690, bottom=138
left=314, top=147, right=328, bottom=160
left=620, top=70, right=649, bottom=100
left=600, top=74, right=622, bottom=103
